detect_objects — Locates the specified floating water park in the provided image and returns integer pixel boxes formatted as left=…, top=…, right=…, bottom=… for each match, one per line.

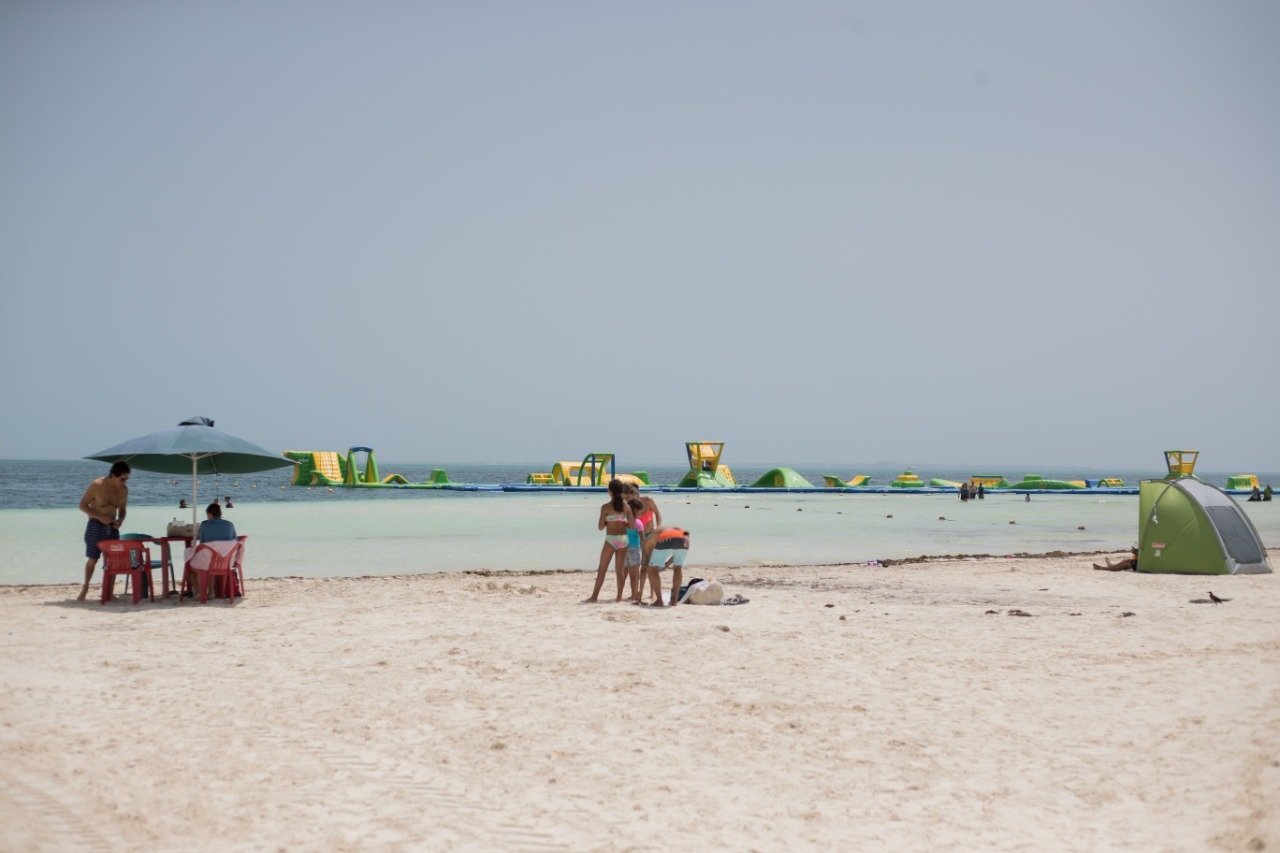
left=282, top=443, right=1269, bottom=496
left=285, top=447, right=455, bottom=489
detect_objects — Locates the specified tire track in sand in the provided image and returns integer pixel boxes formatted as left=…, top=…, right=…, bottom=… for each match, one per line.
left=0, top=769, right=118, bottom=853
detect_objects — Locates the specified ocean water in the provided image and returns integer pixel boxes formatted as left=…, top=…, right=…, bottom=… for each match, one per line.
left=4, top=478, right=1278, bottom=587
left=4, top=459, right=1277, bottom=511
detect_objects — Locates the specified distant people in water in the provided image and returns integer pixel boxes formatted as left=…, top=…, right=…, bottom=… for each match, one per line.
left=1265, top=485, right=1273, bottom=502
left=977, top=484, right=985, bottom=500
left=1024, top=493, right=1031, bottom=502
left=959, top=483, right=970, bottom=501
left=178, top=499, right=189, bottom=509
left=224, top=496, right=234, bottom=508
left=1248, top=486, right=1262, bottom=502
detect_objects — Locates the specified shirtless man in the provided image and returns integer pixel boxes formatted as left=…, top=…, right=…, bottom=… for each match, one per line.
left=641, top=526, right=690, bottom=607
left=78, top=461, right=131, bottom=600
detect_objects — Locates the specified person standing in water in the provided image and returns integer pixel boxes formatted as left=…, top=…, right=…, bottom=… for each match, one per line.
left=77, top=461, right=130, bottom=601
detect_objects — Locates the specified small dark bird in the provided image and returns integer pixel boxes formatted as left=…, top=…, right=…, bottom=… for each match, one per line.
left=1208, top=591, right=1230, bottom=604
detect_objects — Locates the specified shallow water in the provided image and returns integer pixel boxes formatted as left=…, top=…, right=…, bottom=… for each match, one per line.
left=5, top=491, right=1277, bottom=587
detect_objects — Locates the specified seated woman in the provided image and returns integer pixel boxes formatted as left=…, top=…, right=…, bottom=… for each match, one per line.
left=197, top=502, right=236, bottom=542
left=182, top=503, right=240, bottom=598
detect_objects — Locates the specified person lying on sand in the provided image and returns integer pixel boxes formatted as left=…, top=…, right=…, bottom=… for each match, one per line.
left=1093, top=548, right=1138, bottom=571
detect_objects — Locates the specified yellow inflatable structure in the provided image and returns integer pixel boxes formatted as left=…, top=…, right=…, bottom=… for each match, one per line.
left=552, top=457, right=612, bottom=486
left=677, top=442, right=737, bottom=488
left=822, top=474, right=870, bottom=487
left=528, top=453, right=628, bottom=486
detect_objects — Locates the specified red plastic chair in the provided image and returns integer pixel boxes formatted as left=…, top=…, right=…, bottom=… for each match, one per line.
left=181, top=539, right=245, bottom=605
left=99, top=540, right=155, bottom=605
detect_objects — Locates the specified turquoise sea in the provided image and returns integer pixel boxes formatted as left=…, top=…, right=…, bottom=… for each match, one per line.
left=2, top=460, right=1276, bottom=587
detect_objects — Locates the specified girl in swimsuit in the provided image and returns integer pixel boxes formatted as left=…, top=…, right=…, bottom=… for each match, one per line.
left=623, top=483, right=661, bottom=602
left=582, top=479, right=636, bottom=603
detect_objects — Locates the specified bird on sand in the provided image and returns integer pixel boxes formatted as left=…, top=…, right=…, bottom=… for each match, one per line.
left=1208, top=591, right=1230, bottom=604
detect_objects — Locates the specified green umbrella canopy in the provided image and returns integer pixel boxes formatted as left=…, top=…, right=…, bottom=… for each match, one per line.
left=86, top=417, right=292, bottom=475
left=86, top=417, right=291, bottom=527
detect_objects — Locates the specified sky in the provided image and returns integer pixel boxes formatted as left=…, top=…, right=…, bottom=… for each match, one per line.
left=2, top=1, right=1278, bottom=471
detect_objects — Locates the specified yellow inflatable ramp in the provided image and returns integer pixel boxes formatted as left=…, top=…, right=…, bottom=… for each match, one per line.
left=823, top=474, right=869, bottom=487
left=313, top=451, right=342, bottom=483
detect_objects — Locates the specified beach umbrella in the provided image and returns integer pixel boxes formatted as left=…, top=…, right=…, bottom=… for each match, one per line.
left=86, top=417, right=292, bottom=528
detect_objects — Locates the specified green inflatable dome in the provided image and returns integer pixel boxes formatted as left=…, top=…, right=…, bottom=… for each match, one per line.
left=747, top=468, right=814, bottom=488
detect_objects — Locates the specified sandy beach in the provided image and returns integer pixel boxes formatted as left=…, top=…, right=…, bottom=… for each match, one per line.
left=1, top=552, right=1277, bottom=852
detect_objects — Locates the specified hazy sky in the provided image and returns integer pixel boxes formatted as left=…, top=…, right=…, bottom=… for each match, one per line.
left=2, top=2, right=1277, bottom=471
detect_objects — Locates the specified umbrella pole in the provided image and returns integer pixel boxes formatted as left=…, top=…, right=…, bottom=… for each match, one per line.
left=191, top=457, right=199, bottom=531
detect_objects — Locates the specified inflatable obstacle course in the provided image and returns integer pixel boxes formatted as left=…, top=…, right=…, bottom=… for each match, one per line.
left=280, top=439, right=1250, bottom=494
left=890, top=471, right=926, bottom=489
left=285, top=447, right=452, bottom=488
left=287, top=450, right=343, bottom=486
left=1227, top=474, right=1259, bottom=490
left=676, top=441, right=737, bottom=488
left=311, top=451, right=343, bottom=483
left=1163, top=449, right=1199, bottom=479
left=823, top=474, right=870, bottom=488
left=1007, top=474, right=1086, bottom=490
left=554, top=454, right=615, bottom=486
left=528, top=453, right=616, bottom=486
left=969, top=475, right=1011, bottom=489
left=524, top=453, right=653, bottom=487
left=748, top=468, right=814, bottom=488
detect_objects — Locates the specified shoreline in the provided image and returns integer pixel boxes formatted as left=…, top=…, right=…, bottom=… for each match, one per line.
left=2, top=551, right=1275, bottom=849
left=0, top=547, right=1135, bottom=591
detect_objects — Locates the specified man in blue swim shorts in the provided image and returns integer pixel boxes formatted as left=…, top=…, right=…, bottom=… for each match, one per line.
left=77, top=461, right=130, bottom=601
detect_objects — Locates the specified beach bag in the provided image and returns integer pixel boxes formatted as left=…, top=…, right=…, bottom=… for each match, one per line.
left=682, top=579, right=724, bottom=605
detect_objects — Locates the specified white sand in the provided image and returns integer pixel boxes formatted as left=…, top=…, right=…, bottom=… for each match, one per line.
left=1, top=552, right=1277, bottom=851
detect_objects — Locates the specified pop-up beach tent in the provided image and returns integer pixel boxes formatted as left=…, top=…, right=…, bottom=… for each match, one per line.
left=1137, top=476, right=1272, bottom=575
